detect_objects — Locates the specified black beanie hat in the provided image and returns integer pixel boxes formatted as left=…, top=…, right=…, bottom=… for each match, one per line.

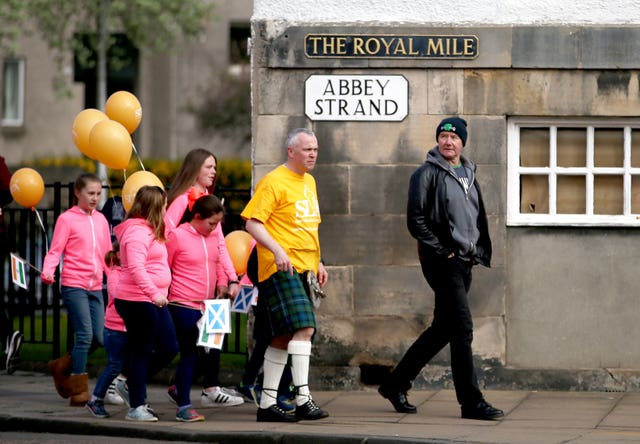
left=436, top=117, right=468, bottom=146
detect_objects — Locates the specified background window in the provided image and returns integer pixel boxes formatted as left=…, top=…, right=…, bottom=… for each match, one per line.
left=229, top=23, right=250, bottom=65
left=507, top=118, right=640, bottom=226
left=2, top=58, right=25, bottom=126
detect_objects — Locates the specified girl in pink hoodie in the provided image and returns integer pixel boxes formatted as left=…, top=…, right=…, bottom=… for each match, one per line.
left=113, top=185, right=178, bottom=422
left=42, top=173, right=111, bottom=407
left=86, top=242, right=128, bottom=418
left=165, top=195, right=234, bottom=422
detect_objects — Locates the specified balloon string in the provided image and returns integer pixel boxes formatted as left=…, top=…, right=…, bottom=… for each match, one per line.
left=33, top=207, right=49, bottom=253
left=132, top=143, right=145, bottom=171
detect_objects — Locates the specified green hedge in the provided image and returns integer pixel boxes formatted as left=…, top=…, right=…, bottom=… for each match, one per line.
left=22, top=155, right=252, bottom=190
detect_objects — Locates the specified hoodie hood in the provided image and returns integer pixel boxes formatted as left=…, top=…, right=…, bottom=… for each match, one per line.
left=113, top=218, right=150, bottom=243
left=426, top=146, right=475, bottom=172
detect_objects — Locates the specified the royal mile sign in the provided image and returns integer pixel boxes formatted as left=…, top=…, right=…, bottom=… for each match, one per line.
left=305, top=34, right=478, bottom=59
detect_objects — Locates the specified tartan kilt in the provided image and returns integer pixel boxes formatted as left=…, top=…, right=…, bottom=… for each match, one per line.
left=256, top=270, right=315, bottom=338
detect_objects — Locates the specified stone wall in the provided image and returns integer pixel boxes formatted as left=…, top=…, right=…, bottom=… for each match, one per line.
left=250, top=22, right=640, bottom=390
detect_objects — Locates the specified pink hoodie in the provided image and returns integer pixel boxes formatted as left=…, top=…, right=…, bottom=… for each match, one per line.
left=166, top=222, right=227, bottom=310
left=164, top=188, right=238, bottom=281
left=105, top=265, right=125, bottom=332
left=42, top=206, right=111, bottom=291
left=113, top=218, right=171, bottom=304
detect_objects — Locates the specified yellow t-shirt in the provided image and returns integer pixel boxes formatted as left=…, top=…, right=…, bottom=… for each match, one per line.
left=241, top=165, right=322, bottom=283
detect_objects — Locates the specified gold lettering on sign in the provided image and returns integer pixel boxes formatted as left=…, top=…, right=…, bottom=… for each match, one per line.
left=304, top=34, right=479, bottom=59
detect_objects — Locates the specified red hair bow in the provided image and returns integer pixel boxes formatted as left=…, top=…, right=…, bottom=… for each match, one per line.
left=187, top=187, right=206, bottom=211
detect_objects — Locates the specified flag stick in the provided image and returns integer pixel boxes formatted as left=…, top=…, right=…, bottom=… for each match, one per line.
left=11, top=252, right=42, bottom=274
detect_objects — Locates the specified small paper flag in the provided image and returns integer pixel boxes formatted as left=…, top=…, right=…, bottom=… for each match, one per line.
left=205, top=299, right=231, bottom=333
left=196, top=316, right=226, bottom=349
left=10, top=253, right=28, bottom=290
left=231, top=285, right=257, bottom=313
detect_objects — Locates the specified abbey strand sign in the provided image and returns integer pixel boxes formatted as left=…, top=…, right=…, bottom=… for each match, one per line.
left=305, top=75, right=408, bottom=121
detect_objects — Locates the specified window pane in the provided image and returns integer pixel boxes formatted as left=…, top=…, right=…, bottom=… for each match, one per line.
left=632, top=175, right=640, bottom=214
left=557, top=128, right=586, bottom=167
left=520, top=128, right=548, bottom=167
left=594, top=175, right=623, bottom=214
left=632, top=129, right=640, bottom=168
left=2, top=59, right=20, bottom=121
left=520, top=175, right=548, bottom=213
left=594, top=129, right=623, bottom=167
left=557, top=175, right=585, bottom=213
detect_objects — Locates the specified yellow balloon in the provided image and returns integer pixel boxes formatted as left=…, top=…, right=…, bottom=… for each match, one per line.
left=10, top=168, right=45, bottom=208
left=72, top=108, right=108, bottom=159
left=225, top=230, right=254, bottom=275
left=89, top=120, right=133, bottom=170
left=105, top=91, right=142, bottom=134
left=121, top=171, right=164, bottom=212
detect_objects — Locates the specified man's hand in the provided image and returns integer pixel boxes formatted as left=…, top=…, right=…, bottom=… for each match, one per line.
left=317, top=262, right=328, bottom=287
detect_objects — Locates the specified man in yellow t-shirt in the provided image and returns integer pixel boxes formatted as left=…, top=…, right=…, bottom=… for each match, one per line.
left=242, top=128, right=329, bottom=423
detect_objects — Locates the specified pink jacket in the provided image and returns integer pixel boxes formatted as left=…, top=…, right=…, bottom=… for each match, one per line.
left=166, top=222, right=227, bottom=310
left=164, top=188, right=238, bottom=282
left=42, top=206, right=111, bottom=291
left=114, top=218, right=171, bottom=304
left=105, top=265, right=125, bottom=332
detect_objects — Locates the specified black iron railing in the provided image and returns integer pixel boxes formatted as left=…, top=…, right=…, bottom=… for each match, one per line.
left=1, top=182, right=251, bottom=361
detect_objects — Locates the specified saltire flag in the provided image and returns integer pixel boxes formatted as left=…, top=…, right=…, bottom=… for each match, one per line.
left=231, top=285, right=257, bottom=313
left=204, top=299, right=231, bottom=333
left=10, top=253, right=28, bottom=289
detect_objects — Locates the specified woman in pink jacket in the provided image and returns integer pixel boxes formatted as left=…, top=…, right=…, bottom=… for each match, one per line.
left=42, top=173, right=111, bottom=407
left=114, top=185, right=178, bottom=422
left=165, top=148, right=240, bottom=299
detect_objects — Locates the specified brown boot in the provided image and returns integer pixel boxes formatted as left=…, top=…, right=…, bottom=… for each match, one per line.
left=48, top=353, right=72, bottom=399
left=68, top=373, right=89, bottom=407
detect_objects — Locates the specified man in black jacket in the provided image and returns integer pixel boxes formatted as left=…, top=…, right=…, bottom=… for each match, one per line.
left=378, top=117, right=503, bottom=421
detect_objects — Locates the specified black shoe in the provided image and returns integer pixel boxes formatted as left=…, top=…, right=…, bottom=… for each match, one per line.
left=295, top=398, right=329, bottom=420
left=6, top=331, right=23, bottom=375
left=461, top=400, right=504, bottom=420
left=378, top=385, right=417, bottom=414
left=257, top=405, right=300, bottom=422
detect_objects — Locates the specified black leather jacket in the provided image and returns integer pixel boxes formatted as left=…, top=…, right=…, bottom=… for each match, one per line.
left=406, top=149, right=492, bottom=267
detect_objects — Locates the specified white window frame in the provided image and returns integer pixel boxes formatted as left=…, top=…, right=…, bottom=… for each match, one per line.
left=2, top=58, right=25, bottom=127
left=507, top=117, right=640, bottom=227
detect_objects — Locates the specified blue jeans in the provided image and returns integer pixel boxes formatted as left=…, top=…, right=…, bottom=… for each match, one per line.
left=61, top=286, right=104, bottom=374
left=93, top=327, right=128, bottom=399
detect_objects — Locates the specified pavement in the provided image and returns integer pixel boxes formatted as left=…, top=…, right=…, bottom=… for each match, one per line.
left=1, top=371, right=640, bottom=443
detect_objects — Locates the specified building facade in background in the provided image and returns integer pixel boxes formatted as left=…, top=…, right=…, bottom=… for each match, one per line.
left=251, top=0, right=640, bottom=390
left=0, top=1, right=252, bottom=167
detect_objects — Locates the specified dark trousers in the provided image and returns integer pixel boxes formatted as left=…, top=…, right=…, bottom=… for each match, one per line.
left=169, top=304, right=202, bottom=407
left=386, top=256, right=483, bottom=407
left=115, top=299, right=178, bottom=409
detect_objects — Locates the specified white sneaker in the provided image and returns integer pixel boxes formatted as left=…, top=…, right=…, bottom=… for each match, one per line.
left=104, top=379, right=125, bottom=405
left=126, top=404, right=158, bottom=422
left=114, top=378, right=130, bottom=407
left=201, top=386, right=244, bottom=408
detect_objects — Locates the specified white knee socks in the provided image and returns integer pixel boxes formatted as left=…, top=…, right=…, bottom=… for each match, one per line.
left=259, top=346, right=289, bottom=409
left=288, top=340, right=312, bottom=406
